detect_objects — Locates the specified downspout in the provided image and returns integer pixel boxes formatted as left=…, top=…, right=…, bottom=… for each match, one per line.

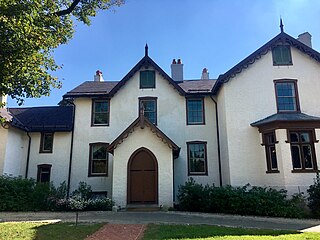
left=210, top=96, right=223, bottom=186
left=67, top=100, right=76, bottom=198
left=25, top=132, right=31, bottom=178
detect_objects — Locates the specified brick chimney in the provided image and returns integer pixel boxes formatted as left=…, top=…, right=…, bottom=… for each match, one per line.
left=94, top=70, right=104, bottom=82
left=297, top=32, right=312, bottom=48
left=171, top=58, right=183, bottom=82
left=201, top=68, right=209, bottom=80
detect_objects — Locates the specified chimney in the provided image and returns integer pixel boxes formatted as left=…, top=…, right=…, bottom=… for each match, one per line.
left=201, top=68, right=209, bottom=80
left=94, top=70, right=104, bottom=82
left=297, top=32, right=312, bottom=48
left=171, top=58, right=183, bottom=82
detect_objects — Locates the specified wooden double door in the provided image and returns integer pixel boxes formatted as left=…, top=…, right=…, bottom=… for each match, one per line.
left=128, top=148, right=158, bottom=204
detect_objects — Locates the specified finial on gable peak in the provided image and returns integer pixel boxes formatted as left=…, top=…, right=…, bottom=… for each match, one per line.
left=145, top=43, right=148, bottom=56
left=280, top=18, right=284, bottom=33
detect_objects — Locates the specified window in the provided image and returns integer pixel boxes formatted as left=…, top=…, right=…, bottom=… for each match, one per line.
left=89, top=143, right=108, bottom=176
left=272, top=45, right=292, bottom=65
left=40, top=133, right=54, bottom=153
left=140, top=70, right=155, bottom=89
left=187, top=142, right=207, bottom=175
left=186, top=98, right=205, bottom=125
left=139, top=97, right=157, bottom=124
left=288, top=130, right=317, bottom=171
left=92, top=99, right=109, bottom=126
left=37, top=164, right=51, bottom=183
left=274, top=80, right=299, bottom=112
left=263, top=131, right=279, bottom=173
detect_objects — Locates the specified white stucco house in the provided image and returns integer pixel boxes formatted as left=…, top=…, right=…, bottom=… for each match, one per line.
left=1, top=26, right=320, bottom=208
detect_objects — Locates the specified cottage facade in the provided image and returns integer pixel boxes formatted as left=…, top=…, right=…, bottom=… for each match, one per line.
left=1, top=28, right=320, bottom=207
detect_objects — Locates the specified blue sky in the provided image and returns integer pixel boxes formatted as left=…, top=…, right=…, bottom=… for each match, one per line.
left=8, top=0, right=320, bottom=107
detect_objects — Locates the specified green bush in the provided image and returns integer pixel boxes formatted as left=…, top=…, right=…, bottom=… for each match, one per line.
left=307, top=173, right=320, bottom=217
left=177, top=178, right=306, bottom=218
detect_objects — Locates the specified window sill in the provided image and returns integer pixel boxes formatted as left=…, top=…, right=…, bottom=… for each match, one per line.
left=188, top=173, right=208, bottom=176
left=291, top=169, right=318, bottom=173
left=266, top=170, right=280, bottom=174
left=39, top=151, right=53, bottom=154
left=187, top=123, right=205, bottom=126
left=91, top=124, right=109, bottom=127
left=273, top=63, right=293, bottom=66
left=88, top=174, right=108, bottom=177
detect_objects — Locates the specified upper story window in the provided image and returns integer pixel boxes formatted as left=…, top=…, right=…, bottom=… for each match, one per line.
left=274, top=80, right=300, bottom=112
left=89, top=143, right=108, bottom=177
left=272, top=45, right=292, bottom=65
left=262, top=131, right=279, bottom=173
left=186, top=98, right=205, bottom=125
left=140, top=70, right=155, bottom=89
left=40, top=132, right=54, bottom=153
left=37, top=164, right=51, bottom=183
left=92, top=99, right=109, bottom=126
left=187, top=141, right=208, bottom=175
left=139, top=97, right=157, bottom=125
left=288, top=130, right=317, bottom=172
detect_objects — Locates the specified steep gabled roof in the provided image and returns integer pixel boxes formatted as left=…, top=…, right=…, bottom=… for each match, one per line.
left=107, top=114, right=180, bottom=158
left=179, top=79, right=216, bottom=94
left=8, top=106, right=74, bottom=132
left=212, top=31, right=320, bottom=94
left=64, top=81, right=118, bottom=98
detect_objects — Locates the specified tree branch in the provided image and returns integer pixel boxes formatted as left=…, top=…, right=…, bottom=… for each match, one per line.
left=54, top=0, right=81, bottom=17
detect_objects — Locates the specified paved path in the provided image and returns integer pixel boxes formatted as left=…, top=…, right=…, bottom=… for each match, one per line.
left=1, top=211, right=320, bottom=232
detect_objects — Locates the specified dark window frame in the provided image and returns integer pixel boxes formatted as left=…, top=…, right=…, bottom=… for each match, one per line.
left=88, top=142, right=109, bottom=177
left=286, top=129, right=318, bottom=172
left=39, top=132, right=54, bottom=153
left=140, top=70, right=156, bottom=89
left=91, top=99, right=110, bottom=126
left=262, top=131, right=279, bottom=173
left=186, top=98, right=205, bottom=125
left=272, top=45, right=293, bottom=66
left=187, top=141, right=208, bottom=176
left=274, top=79, right=300, bottom=113
left=139, top=97, right=157, bottom=125
left=37, top=164, right=52, bottom=183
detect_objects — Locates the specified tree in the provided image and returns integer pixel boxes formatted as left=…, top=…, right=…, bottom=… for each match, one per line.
left=0, top=0, right=123, bottom=105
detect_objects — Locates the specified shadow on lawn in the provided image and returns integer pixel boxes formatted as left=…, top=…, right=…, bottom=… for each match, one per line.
left=142, top=224, right=303, bottom=240
left=33, top=222, right=103, bottom=240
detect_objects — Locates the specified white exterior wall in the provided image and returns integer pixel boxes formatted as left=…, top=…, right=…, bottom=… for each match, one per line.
left=0, top=127, right=28, bottom=177
left=112, top=125, right=173, bottom=208
left=27, top=132, right=71, bottom=186
left=71, top=66, right=219, bottom=199
left=218, top=47, right=320, bottom=191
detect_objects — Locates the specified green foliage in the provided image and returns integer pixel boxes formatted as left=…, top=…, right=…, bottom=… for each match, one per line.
left=0, top=176, right=113, bottom=211
left=307, top=172, right=320, bottom=217
left=177, top=178, right=307, bottom=218
left=0, top=0, right=123, bottom=104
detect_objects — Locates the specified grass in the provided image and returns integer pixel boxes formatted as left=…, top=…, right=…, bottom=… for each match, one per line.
left=142, top=224, right=320, bottom=240
left=0, top=222, right=104, bottom=240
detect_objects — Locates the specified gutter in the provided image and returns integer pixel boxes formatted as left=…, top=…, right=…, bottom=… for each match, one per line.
left=66, top=100, right=76, bottom=198
left=210, top=96, right=223, bottom=186
left=25, top=132, right=31, bottom=178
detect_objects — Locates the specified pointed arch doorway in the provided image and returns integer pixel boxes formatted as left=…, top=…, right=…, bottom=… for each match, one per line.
left=127, top=147, right=158, bottom=204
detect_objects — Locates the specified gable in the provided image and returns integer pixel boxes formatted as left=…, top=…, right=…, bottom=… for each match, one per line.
left=212, top=31, right=320, bottom=95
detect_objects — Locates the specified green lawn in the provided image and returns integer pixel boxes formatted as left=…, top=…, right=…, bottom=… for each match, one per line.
left=0, top=222, right=103, bottom=240
left=142, top=224, right=320, bottom=240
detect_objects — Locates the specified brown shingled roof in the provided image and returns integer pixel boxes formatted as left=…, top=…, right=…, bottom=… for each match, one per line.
left=178, top=79, right=216, bottom=93
left=64, top=81, right=118, bottom=98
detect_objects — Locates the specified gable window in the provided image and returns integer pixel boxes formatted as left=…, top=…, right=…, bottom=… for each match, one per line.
left=37, top=164, right=51, bottom=183
left=92, top=99, right=109, bottom=126
left=139, top=97, right=157, bottom=124
left=89, top=143, right=108, bottom=176
left=263, top=131, right=279, bottom=173
left=274, top=80, right=299, bottom=112
left=40, top=132, right=54, bottom=153
left=186, top=98, right=205, bottom=125
left=272, top=45, right=292, bottom=65
left=288, top=130, right=317, bottom=172
left=187, top=141, right=207, bottom=175
left=140, top=70, right=155, bottom=89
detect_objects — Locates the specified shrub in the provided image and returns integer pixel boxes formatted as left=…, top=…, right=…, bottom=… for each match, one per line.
left=307, top=173, right=320, bottom=217
left=177, top=178, right=306, bottom=218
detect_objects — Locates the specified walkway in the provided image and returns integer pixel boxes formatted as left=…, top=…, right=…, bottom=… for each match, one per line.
left=1, top=211, right=320, bottom=232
